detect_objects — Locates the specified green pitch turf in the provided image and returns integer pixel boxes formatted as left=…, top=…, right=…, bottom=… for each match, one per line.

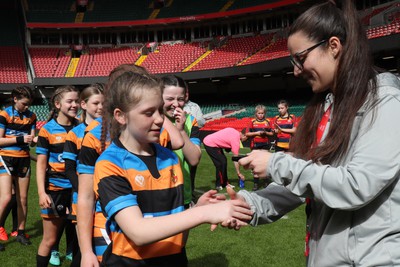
left=1, top=147, right=306, bottom=267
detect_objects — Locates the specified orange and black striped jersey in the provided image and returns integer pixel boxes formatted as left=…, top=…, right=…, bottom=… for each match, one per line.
left=36, top=118, right=78, bottom=191
left=78, top=118, right=177, bottom=229
left=94, top=139, right=186, bottom=265
left=63, top=122, right=87, bottom=190
left=64, top=122, right=86, bottom=162
left=77, top=117, right=109, bottom=228
left=78, top=118, right=107, bottom=175
left=0, top=106, right=36, bottom=157
left=158, top=127, right=172, bottom=149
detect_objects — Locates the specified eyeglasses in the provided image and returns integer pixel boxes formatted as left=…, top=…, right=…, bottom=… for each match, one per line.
left=290, top=40, right=327, bottom=71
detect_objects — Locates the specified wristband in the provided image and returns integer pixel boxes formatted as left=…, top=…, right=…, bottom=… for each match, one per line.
left=16, top=136, right=25, bottom=145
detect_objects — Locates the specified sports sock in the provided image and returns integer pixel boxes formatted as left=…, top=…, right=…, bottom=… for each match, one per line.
left=36, top=254, right=50, bottom=267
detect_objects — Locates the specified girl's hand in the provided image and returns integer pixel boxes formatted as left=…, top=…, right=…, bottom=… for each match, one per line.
left=220, top=187, right=250, bottom=230
left=81, top=252, right=100, bottom=267
left=239, top=150, right=272, bottom=179
left=173, top=107, right=186, bottom=130
left=24, top=134, right=34, bottom=144
left=197, top=190, right=226, bottom=207
left=38, top=192, right=52, bottom=209
left=205, top=199, right=253, bottom=230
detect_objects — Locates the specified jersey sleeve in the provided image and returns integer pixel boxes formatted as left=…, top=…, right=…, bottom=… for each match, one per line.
left=95, top=161, right=137, bottom=219
left=63, top=130, right=78, bottom=161
left=0, top=110, right=8, bottom=129
left=36, top=127, right=50, bottom=155
left=189, top=118, right=201, bottom=146
left=77, top=132, right=101, bottom=174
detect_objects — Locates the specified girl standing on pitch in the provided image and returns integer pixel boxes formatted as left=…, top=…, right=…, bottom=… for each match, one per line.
left=0, top=86, right=36, bottom=249
left=77, top=64, right=153, bottom=267
left=36, top=85, right=80, bottom=267
left=62, top=83, right=104, bottom=266
left=272, top=100, right=297, bottom=152
left=94, top=71, right=252, bottom=266
left=245, top=104, right=273, bottom=190
left=161, top=75, right=201, bottom=207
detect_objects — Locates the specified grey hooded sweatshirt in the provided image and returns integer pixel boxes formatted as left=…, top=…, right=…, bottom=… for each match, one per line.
left=239, top=73, right=400, bottom=267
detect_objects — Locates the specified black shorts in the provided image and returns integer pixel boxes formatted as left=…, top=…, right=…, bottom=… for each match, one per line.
left=40, top=189, right=72, bottom=219
left=0, top=156, right=31, bottom=177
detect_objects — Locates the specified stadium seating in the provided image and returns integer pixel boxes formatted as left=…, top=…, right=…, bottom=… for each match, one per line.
left=74, top=46, right=141, bottom=77
left=361, top=3, right=394, bottom=26
left=0, top=47, right=29, bottom=83
left=30, top=47, right=71, bottom=77
left=188, top=34, right=271, bottom=71
left=141, top=42, right=207, bottom=73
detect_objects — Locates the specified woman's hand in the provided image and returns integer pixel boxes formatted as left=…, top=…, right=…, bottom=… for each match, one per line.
left=239, top=150, right=272, bottom=179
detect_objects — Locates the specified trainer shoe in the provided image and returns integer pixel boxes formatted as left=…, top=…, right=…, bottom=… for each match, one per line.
left=49, top=250, right=61, bottom=266
left=11, top=231, right=30, bottom=238
left=16, top=234, right=31, bottom=245
left=66, top=252, right=73, bottom=261
left=0, top=227, right=8, bottom=241
left=216, top=186, right=223, bottom=191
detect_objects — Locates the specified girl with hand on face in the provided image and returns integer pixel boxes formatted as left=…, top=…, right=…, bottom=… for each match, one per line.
left=161, top=75, right=201, bottom=208
left=36, top=86, right=80, bottom=267
left=231, top=1, right=400, bottom=266
left=94, top=71, right=252, bottom=266
left=0, top=86, right=36, bottom=250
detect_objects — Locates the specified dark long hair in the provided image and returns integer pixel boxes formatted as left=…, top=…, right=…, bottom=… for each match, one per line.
left=289, top=0, right=377, bottom=164
left=160, top=75, right=188, bottom=95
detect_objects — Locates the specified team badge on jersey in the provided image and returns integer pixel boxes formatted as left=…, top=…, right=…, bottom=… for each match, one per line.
left=170, top=169, right=178, bottom=183
left=135, top=175, right=145, bottom=187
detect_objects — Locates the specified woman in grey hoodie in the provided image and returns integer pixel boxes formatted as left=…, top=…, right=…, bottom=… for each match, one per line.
left=233, top=1, right=400, bottom=266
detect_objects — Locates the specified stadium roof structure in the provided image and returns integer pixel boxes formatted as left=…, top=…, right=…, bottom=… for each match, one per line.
left=0, top=0, right=398, bottom=94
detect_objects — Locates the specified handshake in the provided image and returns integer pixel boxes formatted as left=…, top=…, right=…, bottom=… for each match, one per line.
left=195, top=186, right=253, bottom=231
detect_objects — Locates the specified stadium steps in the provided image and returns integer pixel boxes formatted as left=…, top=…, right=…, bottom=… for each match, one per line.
left=220, top=0, right=235, bottom=12
left=65, top=58, right=79, bottom=77
left=75, top=12, right=85, bottom=23
left=238, top=41, right=274, bottom=66
left=182, top=50, right=212, bottom=72
left=135, top=55, right=148, bottom=66
left=149, top=9, right=160, bottom=19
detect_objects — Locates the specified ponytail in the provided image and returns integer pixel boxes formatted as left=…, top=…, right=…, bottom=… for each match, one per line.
left=289, top=0, right=377, bottom=163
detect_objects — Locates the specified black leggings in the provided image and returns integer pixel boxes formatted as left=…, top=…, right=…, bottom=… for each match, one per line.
left=204, top=145, right=228, bottom=187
